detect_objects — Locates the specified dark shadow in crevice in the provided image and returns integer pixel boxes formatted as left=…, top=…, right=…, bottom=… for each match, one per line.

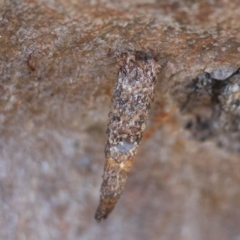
left=173, top=66, right=240, bottom=152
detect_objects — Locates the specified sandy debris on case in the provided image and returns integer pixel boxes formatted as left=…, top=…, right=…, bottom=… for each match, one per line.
left=95, top=52, right=157, bottom=221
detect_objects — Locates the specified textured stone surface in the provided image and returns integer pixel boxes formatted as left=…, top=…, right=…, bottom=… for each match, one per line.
left=1, top=0, right=240, bottom=239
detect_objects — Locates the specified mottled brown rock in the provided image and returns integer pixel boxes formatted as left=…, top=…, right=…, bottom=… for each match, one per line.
left=1, top=0, right=240, bottom=239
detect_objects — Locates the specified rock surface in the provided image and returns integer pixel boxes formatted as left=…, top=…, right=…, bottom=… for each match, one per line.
left=1, top=0, right=240, bottom=239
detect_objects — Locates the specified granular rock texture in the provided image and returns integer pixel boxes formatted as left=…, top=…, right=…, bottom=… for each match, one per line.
left=1, top=0, right=240, bottom=239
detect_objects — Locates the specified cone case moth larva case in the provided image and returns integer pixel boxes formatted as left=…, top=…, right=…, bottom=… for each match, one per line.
left=95, top=52, right=157, bottom=221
